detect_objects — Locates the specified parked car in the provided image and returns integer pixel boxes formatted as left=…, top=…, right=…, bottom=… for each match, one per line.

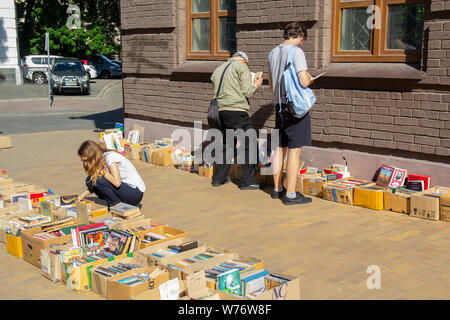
left=50, top=58, right=90, bottom=95
left=22, top=55, right=63, bottom=84
left=77, top=54, right=122, bottom=79
left=80, top=60, right=97, bottom=79
left=111, top=60, right=122, bottom=68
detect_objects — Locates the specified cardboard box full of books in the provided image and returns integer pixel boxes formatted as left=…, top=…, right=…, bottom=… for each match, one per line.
left=410, top=186, right=450, bottom=221
left=303, top=175, right=352, bottom=197
left=151, top=147, right=173, bottom=167
left=137, top=238, right=207, bottom=267
left=21, top=226, right=74, bottom=268
left=440, top=192, right=450, bottom=222
left=217, top=272, right=300, bottom=300
left=322, top=179, right=372, bottom=206
left=6, top=231, right=23, bottom=258
left=120, top=217, right=166, bottom=233
left=124, top=144, right=142, bottom=160
left=353, top=183, right=387, bottom=211
left=383, top=188, right=418, bottom=215
left=283, top=173, right=322, bottom=193
left=138, top=226, right=188, bottom=250
left=90, top=251, right=149, bottom=297
left=40, top=243, right=73, bottom=282
left=107, top=266, right=169, bottom=300
left=198, top=165, right=215, bottom=178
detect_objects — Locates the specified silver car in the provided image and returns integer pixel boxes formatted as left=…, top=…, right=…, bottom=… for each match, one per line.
left=23, top=55, right=63, bottom=84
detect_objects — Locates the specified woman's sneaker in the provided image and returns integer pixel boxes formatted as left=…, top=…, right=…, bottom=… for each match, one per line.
left=282, top=193, right=312, bottom=205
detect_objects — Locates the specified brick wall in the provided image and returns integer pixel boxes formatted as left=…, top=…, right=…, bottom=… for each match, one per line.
left=121, top=0, right=450, bottom=161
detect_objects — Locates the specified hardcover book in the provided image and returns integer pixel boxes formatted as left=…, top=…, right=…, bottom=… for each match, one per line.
left=217, top=269, right=242, bottom=296
left=406, top=174, right=431, bottom=190
left=109, top=203, right=140, bottom=217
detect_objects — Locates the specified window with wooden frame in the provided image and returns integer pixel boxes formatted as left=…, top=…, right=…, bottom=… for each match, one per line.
left=331, top=0, right=425, bottom=62
left=187, top=0, right=237, bottom=60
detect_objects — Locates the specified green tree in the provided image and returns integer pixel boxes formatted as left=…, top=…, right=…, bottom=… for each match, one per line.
left=16, top=0, right=120, bottom=57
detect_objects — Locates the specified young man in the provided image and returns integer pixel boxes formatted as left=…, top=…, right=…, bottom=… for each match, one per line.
left=210, top=51, right=263, bottom=190
left=267, top=22, right=313, bottom=205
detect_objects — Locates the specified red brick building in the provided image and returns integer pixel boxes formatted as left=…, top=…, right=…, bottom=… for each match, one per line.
left=120, top=0, right=450, bottom=184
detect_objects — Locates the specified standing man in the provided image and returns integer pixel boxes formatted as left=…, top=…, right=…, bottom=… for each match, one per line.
left=267, top=22, right=313, bottom=205
left=210, top=52, right=263, bottom=190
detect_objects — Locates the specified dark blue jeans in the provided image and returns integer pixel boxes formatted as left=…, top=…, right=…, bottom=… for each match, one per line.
left=86, top=176, right=143, bottom=206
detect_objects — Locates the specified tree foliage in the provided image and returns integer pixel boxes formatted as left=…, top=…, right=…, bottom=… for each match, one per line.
left=16, top=0, right=120, bottom=57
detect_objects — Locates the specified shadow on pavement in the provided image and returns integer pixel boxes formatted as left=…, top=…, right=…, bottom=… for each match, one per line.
left=69, top=108, right=123, bottom=129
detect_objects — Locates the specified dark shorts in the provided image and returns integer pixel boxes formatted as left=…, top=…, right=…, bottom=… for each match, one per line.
left=275, top=104, right=312, bottom=149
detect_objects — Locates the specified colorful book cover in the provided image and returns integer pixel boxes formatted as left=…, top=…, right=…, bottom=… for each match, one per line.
left=375, top=165, right=395, bottom=187
left=217, top=269, right=242, bottom=296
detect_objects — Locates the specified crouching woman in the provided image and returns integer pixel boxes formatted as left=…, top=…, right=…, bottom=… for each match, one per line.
left=77, top=140, right=145, bottom=207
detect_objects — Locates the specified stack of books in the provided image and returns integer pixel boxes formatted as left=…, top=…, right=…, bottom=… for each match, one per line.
left=94, top=263, right=141, bottom=278
left=109, top=203, right=143, bottom=220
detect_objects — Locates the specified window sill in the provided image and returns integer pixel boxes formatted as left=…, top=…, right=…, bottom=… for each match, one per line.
left=312, top=63, right=424, bottom=81
left=170, top=61, right=225, bottom=82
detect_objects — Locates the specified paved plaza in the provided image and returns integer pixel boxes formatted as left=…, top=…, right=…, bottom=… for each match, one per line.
left=0, top=130, right=449, bottom=300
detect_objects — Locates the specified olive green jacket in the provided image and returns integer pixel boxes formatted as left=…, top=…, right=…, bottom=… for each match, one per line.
left=211, top=58, right=258, bottom=112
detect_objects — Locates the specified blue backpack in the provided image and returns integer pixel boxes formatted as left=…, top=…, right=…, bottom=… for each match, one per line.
left=278, top=45, right=316, bottom=118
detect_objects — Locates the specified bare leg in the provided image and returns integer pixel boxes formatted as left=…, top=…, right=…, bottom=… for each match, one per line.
left=272, top=147, right=288, bottom=190
left=286, top=148, right=302, bottom=194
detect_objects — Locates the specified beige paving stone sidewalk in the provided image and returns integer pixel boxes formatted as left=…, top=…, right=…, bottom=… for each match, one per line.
left=0, top=130, right=449, bottom=300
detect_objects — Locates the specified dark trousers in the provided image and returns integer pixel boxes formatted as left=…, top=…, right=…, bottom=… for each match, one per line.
left=212, top=110, right=258, bottom=187
left=86, top=176, right=143, bottom=206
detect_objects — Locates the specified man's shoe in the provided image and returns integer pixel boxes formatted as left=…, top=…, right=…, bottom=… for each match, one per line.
left=211, top=178, right=231, bottom=187
left=239, top=184, right=260, bottom=190
left=271, top=188, right=286, bottom=199
left=282, top=193, right=312, bottom=205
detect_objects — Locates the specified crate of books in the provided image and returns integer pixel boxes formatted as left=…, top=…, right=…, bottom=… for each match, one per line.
left=6, top=229, right=23, bottom=258
left=323, top=179, right=372, bottom=205
left=440, top=192, right=450, bottom=222
left=410, top=186, right=450, bottom=221
left=89, top=251, right=149, bottom=297
left=40, top=243, right=73, bottom=282
left=107, top=266, right=170, bottom=300
left=217, top=272, right=300, bottom=300
left=384, top=187, right=419, bottom=215
left=138, top=226, right=188, bottom=250
left=76, top=201, right=108, bottom=224
left=20, top=217, right=78, bottom=268
left=138, top=238, right=207, bottom=267
left=353, top=183, right=387, bottom=211
left=120, top=217, right=166, bottom=233
left=283, top=172, right=322, bottom=194
left=303, top=174, right=350, bottom=197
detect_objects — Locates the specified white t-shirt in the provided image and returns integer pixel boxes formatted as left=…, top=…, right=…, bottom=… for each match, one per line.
left=267, top=44, right=308, bottom=103
left=104, top=152, right=146, bottom=192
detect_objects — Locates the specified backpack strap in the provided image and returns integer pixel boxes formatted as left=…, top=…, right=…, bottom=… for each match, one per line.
left=215, top=62, right=233, bottom=99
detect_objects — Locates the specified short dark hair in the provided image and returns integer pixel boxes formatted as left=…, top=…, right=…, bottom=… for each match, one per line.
left=283, top=22, right=308, bottom=40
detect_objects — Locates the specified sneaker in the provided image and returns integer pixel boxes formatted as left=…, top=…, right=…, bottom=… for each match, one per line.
left=239, top=184, right=260, bottom=190
left=211, top=178, right=231, bottom=187
left=282, top=193, right=312, bottom=205
left=271, top=188, right=286, bottom=199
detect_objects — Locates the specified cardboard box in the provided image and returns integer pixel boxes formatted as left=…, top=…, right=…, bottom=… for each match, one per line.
left=0, top=135, right=12, bottom=149
left=440, top=192, right=450, bottom=222
left=40, top=243, right=73, bottom=282
left=132, top=278, right=188, bottom=300
left=21, top=227, right=73, bottom=268
left=303, top=176, right=352, bottom=197
left=124, top=144, right=142, bottom=160
left=229, top=164, right=265, bottom=184
left=218, top=273, right=300, bottom=300
left=90, top=252, right=148, bottom=297
left=323, top=186, right=354, bottom=205
left=107, top=266, right=169, bottom=300
left=284, top=173, right=322, bottom=193
left=137, top=238, right=207, bottom=267
left=6, top=232, right=23, bottom=258
left=140, top=147, right=155, bottom=163
left=138, top=226, right=188, bottom=250
left=151, top=147, right=173, bottom=167
left=353, top=183, right=387, bottom=211
left=76, top=201, right=108, bottom=225
left=410, top=186, right=450, bottom=221
left=65, top=252, right=128, bottom=291
left=88, top=213, right=122, bottom=229
left=384, top=190, right=412, bottom=214
left=120, top=217, right=166, bottom=232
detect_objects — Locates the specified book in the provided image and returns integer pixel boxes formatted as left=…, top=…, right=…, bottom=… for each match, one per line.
left=376, top=165, right=407, bottom=188
left=251, top=71, right=263, bottom=83
left=18, top=197, right=32, bottom=212
left=109, top=203, right=140, bottom=217
left=375, top=165, right=394, bottom=187
left=406, top=174, right=430, bottom=190
left=407, top=180, right=424, bottom=192
left=241, top=270, right=269, bottom=297
left=217, top=269, right=242, bottom=296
